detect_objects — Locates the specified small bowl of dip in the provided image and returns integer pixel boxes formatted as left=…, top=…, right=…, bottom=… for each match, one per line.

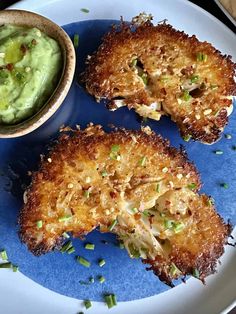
left=0, top=10, right=76, bottom=138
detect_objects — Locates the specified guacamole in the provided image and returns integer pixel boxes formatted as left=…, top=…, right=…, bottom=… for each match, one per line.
left=0, top=25, right=62, bottom=124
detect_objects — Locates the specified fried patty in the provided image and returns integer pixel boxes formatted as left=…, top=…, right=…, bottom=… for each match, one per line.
left=82, top=14, right=236, bottom=144
left=19, top=125, right=231, bottom=285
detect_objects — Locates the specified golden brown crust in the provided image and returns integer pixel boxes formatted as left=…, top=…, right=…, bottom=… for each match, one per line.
left=82, top=15, right=236, bottom=143
left=19, top=124, right=230, bottom=284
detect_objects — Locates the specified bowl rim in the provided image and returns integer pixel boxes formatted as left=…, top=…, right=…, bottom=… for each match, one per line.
left=0, top=9, right=76, bottom=138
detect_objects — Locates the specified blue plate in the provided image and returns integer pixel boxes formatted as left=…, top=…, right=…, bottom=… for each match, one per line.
left=0, top=20, right=235, bottom=302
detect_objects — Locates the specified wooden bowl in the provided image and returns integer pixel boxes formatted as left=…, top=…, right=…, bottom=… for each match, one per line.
left=0, top=10, right=76, bottom=138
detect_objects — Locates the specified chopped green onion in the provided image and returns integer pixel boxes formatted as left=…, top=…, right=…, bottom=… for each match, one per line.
left=77, top=256, right=91, bottom=268
left=0, top=262, right=12, bottom=268
left=60, top=240, right=73, bottom=253
left=173, top=222, right=185, bottom=233
left=141, top=73, right=148, bottom=85
left=67, top=247, right=75, bottom=254
left=183, top=134, right=192, bottom=142
left=78, top=312, right=84, bottom=314
left=111, top=144, right=120, bottom=152
left=12, top=265, right=19, bottom=272
left=221, top=183, right=228, bottom=189
left=73, top=34, right=79, bottom=48
left=36, top=220, right=43, bottom=229
left=84, top=300, right=92, bottom=309
left=85, top=243, right=95, bottom=250
left=89, top=277, right=95, bottom=283
left=196, top=52, right=208, bottom=62
left=192, top=268, right=200, bottom=279
left=214, top=150, right=223, bottom=155
left=98, top=259, right=106, bottom=267
left=182, top=90, right=192, bottom=102
left=156, top=183, right=160, bottom=193
left=98, top=276, right=106, bottom=283
left=190, top=75, right=199, bottom=83
left=81, top=8, right=89, bottom=13
left=224, top=134, right=232, bottom=139
left=170, top=263, right=181, bottom=276
left=139, top=156, right=147, bottom=166
left=0, top=250, right=8, bottom=261
left=112, top=294, right=117, bottom=306
left=131, top=58, right=137, bottom=67
left=187, top=183, right=196, bottom=190
left=207, top=197, right=215, bottom=206
left=131, top=207, right=138, bottom=214
left=101, top=170, right=108, bottom=177
left=84, top=190, right=90, bottom=198
left=108, top=219, right=117, bottom=231
left=58, top=215, right=72, bottom=222
left=62, top=232, right=70, bottom=239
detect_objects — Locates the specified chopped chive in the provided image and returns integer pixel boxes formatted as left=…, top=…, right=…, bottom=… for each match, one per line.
left=139, top=156, right=146, bottom=166
left=108, top=219, right=117, bottom=231
left=131, top=58, right=137, bottom=67
left=67, top=247, right=75, bottom=254
left=62, top=232, right=70, bottom=239
left=170, top=263, right=181, bottom=276
left=119, top=242, right=125, bottom=249
left=131, top=207, right=138, bottom=214
left=60, top=240, right=73, bottom=253
left=182, top=90, right=192, bottom=102
left=98, top=259, right=106, bottom=267
left=111, top=144, right=120, bottom=152
left=156, top=183, right=160, bottom=193
left=104, top=294, right=117, bottom=308
left=81, top=8, right=89, bottom=13
left=192, top=268, right=200, bottom=279
left=12, top=265, right=19, bottom=272
left=183, top=134, right=192, bottom=142
left=77, top=256, right=91, bottom=268
left=85, top=243, right=95, bottom=250
left=0, top=262, right=12, bottom=268
left=84, top=300, right=92, bottom=309
left=36, top=220, right=43, bottom=229
left=221, top=183, right=228, bottom=189
left=210, top=84, right=218, bottom=90
left=190, top=75, right=199, bottom=83
left=214, top=150, right=223, bottom=155
left=112, top=294, right=117, bottom=306
left=84, top=190, right=90, bottom=198
left=207, top=197, right=215, bottom=206
left=73, top=34, right=79, bottom=48
left=196, top=52, right=207, bottom=62
left=0, top=250, right=8, bottom=261
left=141, top=73, right=148, bottom=85
left=224, top=134, right=232, bottom=139
left=142, top=210, right=150, bottom=217
left=173, top=222, right=184, bottom=233
left=232, top=145, right=236, bottom=151
left=164, top=219, right=174, bottom=229
left=98, top=276, right=106, bottom=283
left=187, top=183, right=196, bottom=190
left=89, top=277, right=95, bottom=283
left=58, top=215, right=72, bottom=222
left=101, top=170, right=108, bottom=177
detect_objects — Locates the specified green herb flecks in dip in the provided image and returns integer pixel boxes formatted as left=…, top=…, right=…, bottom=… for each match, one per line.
left=0, top=25, right=62, bottom=124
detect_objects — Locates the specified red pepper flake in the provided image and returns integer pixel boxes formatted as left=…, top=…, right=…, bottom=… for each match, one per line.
left=6, top=63, right=14, bottom=71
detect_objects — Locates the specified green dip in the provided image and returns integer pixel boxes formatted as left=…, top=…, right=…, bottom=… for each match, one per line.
left=0, top=25, right=62, bottom=124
